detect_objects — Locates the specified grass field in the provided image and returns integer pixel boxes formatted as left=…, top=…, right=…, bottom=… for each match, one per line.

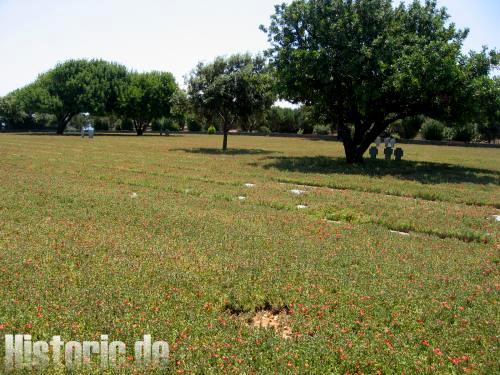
left=0, top=133, right=499, bottom=374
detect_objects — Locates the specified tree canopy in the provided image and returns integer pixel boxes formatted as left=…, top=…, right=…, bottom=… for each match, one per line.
left=117, top=71, right=178, bottom=135
left=474, top=77, right=500, bottom=143
left=0, top=95, right=23, bottom=129
left=263, top=0, right=498, bottom=162
left=32, top=59, right=129, bottom=134
left=187, top=53, right=275, bottom=150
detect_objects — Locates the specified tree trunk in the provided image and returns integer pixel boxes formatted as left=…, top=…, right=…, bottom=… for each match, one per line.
left=343, top=141, right=365, bottom=164
left=56, top=113, right=74, bottom=135
left=222, top=125, right=228, bottom=151
left=56, top=122, right=66, bottom=135
left=341, top=127, right=382, bottom=164
left=337, top=121, right=364, bottom=164
left=339, top=118, right=393, bottom=164
left=135, top=121, right=146, bottom=136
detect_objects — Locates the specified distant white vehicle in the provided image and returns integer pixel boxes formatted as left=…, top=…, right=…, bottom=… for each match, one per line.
left=81, top=125, right=95, bottom=138
left=81, top=113, right=95, bottom=139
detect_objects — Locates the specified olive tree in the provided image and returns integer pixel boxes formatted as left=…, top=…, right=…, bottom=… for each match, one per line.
left=187, top=54, right=275, bottom=150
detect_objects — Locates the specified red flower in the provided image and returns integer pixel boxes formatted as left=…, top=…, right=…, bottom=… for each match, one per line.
left=433, top=348, right=443, bottom=356
left=385, top=339, right=394, bottom=349
left=421, top=340, right=430, bottom=346
left=449, top=356, right=470, bottom=365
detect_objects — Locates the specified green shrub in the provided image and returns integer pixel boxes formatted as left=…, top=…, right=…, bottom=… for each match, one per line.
left=168, top=122, right=180, bottom=132
left=443, top=127, right=454, bottom=141
left=118, top=118, right=134, bottom=131
left=152, top=118, right=180, bottom=132
left=421, top=119, right=445, bottom=141
left=187, top=117, right=202, bottom=132
left=151, top=119, right=163, bottom=132
left=263, top=106, right=302, bottom=133
left=93, top=118, right=109, bottom=131
left=390, top=115, right=424, bottom=139
left=312, top=124, right=331, bottom=135
left=207, top=125, right=217, bottom=134
left=447, top=124, right=477, bottom=143
left=477, top=121, right=500, bottom=143
left=258, top=125, right=271, bottom=134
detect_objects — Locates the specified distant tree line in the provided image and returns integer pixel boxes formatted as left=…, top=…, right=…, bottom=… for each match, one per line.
left=0, top=59, right=177, bottom=136
left=1, top=0, right=498, bottom=161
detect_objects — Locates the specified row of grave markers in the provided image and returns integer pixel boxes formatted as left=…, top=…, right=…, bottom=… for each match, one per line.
left=370, top=137, right=404, bottom=161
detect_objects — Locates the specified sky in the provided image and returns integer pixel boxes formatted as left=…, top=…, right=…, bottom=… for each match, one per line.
left=0, top=0, right=499, bottom=96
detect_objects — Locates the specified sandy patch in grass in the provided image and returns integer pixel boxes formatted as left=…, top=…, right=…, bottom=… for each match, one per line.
left=251, top=310, right=292, bottom=339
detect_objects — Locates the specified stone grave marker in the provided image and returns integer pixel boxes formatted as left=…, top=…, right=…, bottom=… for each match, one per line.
left=369, top=146, right=378, bottom=160
left=384, top=147, right=393, bottom=160
left=394, top=147, right=404, bottom=161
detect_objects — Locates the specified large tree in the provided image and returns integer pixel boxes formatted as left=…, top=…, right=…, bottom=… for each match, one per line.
left=117, top=71, right=178, bottom=135
left=262, top=0, right=497, bottom=162
left=12, top=59, right=128, bottom=134
left=187, top=54, right=275, bottom=151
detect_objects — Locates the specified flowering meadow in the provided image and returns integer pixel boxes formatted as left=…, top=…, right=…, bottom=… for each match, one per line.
left=0, top=134, right=498, bottom=373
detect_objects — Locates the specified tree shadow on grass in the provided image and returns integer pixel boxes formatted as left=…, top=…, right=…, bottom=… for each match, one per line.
left=173, top=148, right=278, bottom=155
left=257, top=156, right=500, bottom=185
